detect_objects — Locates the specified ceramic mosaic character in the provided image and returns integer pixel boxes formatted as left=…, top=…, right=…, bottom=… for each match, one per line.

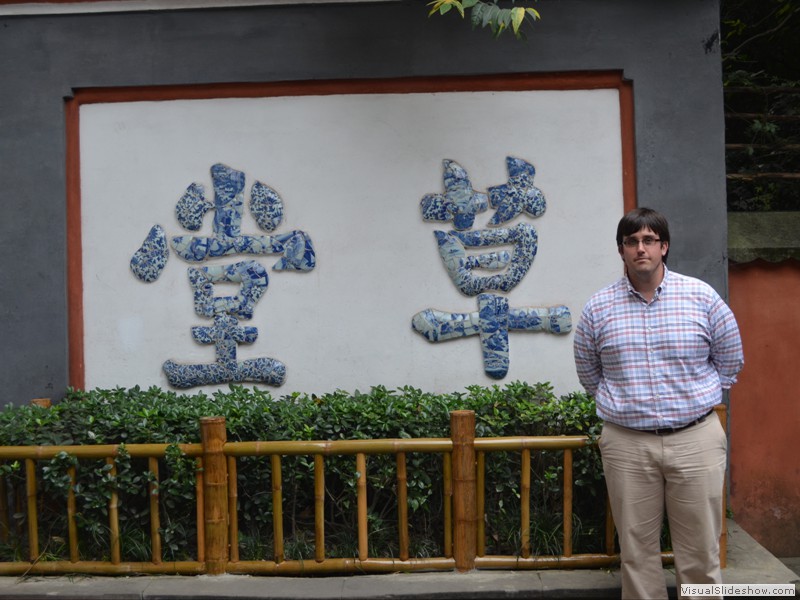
left=170, top=164, right=315, bottom=268
left=130, top=224, right=169, bottom=283
left=413, top=157, right=571, bottom=379
left=420, top=159, right=489, bottom=231
left=434, top=223, right=538, bottom=296
left=161, top=260, right=285, bottom=388
left=129, top=164, right=316, bottom=388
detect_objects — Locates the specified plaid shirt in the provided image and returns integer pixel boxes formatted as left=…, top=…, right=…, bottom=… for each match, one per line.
left=573, top=266, right=744, bottom=430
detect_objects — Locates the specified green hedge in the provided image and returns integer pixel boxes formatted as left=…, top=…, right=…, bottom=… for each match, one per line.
left=0, top=382, right=606, bottom=563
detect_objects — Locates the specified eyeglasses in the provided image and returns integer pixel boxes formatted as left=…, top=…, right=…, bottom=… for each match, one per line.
left=622, top=236, right=662, bottom=248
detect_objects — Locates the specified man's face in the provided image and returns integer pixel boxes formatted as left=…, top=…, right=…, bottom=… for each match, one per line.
left=619, top=226, right=668, bottom=279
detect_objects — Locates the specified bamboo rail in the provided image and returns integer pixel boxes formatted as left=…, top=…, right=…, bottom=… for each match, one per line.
left=107, top=457, right=121, bottom=564
left=25, top=459, right=38, bottom=561
left=67, top=465, right=78, bottom=562
left=520, top=448, right=531, bottom=556
left=228, top=455, right=239, bottom=563
left=475, top=451, right=486, bottom=556
left=149, top=456, right=162, bottom=564
left=0, top=444, right=203, bottom=460
left=563, top=449, right=573, bottom=558
left=396, top=452, right=409, bottom=561
left=451, top=410, right=477, bottom=572
left=442, top=452, right=452, bottom=558
left=200, top=416, right=228, bottom=575
left=357, top=453, right=368, bottom=561
left=314, top=454, right=325, bottom=563
left=0, top=404, right=728, bottom=577
left=0, top=475, right=8, bottom=543
left=270, top=454, right=284, bottom=563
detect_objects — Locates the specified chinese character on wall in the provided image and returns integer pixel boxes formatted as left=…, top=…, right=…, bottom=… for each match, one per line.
left=412, top=157, right=571, bottom=379
left=129, top=163, right=316, bottom=388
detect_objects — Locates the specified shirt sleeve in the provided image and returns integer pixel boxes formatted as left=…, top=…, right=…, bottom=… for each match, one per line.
left=708, top=294, right=745, bottom=389
left=573, top=304, right=602, bottom=397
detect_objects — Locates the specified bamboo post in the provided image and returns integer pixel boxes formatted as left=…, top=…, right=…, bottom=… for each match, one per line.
left=356, top=453, right=368, bottom=561
left=562, top=449, right=573, bottom=558
left=450, top=410, right=477, bottom=572
left=195, top=457, right=205, bottom=563
left=520, top=449, right=531, bottom=558
left=107, top=457, right=121, bottom=564
left=228, top=456, right=239, bottom=563
left=714, top=403, right=728, bottom=568
left=396, top=452, right=409, bottom=561
left=314, top=454, right=325, bottom=563
left=67, top=465, right=78, bottom=562
left=15, top=481, right=24, bottom=540
left=148, top=457, right=161, bottom=564
left=25, top=459, right=38, bottom=560
left=475, top=451, right=485, bottom=557
left=442, top=453, right=452, bottom=558
left=605, top=493, right=616, bottom=556
left=0, top=468, right=9, bottom=543
left=200, top=416, right=229, bottom=575
left=270, top=455, right=284, bottom=563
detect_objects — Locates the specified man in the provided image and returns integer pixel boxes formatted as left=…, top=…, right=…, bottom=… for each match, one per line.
left=573, top=207, right=744, bottom=599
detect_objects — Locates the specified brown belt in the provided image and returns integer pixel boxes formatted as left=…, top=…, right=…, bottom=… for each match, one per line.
left=637, top=409, right=714, bottom=435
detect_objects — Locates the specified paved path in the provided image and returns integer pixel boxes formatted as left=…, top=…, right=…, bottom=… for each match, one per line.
left=781, top=556, right=800, bottom=578
left=0, top=521, right=796, bottom=599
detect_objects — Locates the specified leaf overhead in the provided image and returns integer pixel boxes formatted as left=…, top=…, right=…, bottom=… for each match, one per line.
left=428, top=0, right=541, bottom=39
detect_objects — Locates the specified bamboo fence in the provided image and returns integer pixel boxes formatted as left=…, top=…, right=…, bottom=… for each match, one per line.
left=0, top=405, right=728, bottom=576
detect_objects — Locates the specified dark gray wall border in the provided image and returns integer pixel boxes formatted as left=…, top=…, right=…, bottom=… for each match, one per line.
left=0, top=0, right=727, bottom=404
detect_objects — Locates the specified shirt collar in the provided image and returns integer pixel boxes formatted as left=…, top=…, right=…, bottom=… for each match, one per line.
left=624, top=264, right=669, bottom=301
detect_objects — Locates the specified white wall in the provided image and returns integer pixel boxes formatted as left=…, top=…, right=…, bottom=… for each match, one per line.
left=80, top=89, right=624, bottom=398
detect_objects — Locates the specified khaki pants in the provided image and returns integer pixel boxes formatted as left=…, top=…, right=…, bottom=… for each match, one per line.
left=600, top=416, right=727, bottom=600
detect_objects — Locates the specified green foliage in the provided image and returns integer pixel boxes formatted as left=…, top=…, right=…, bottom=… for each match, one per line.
left=722, top=0, right=800, bottom=212
left=0, top=382, right=607, bottom=563
left=722, top=0, right=800, bottom=83
left=427, top=0, right=540, bottom=39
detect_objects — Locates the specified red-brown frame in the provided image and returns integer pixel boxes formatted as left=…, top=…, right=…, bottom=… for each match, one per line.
left=65, top=72, right=637, bottom=389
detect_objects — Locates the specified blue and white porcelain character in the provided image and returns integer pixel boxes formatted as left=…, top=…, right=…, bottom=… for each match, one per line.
left=129, top=164, right=316, bottom=389
left=412, top=157, right=571, bottom=379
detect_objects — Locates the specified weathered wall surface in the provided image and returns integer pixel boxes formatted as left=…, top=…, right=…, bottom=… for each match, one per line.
left=729, top=260, right=800, bottom=557
left=0, top=0, right=727, bottom=403
left=77, top=88, right=625, bottom=396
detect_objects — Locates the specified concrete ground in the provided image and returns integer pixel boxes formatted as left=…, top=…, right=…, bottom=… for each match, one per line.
left=781, top=556, right=800, bottom=578
left=0, top=521, right=796, bottom=599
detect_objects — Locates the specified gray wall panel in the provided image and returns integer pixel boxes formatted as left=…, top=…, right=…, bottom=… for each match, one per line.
left=0, top=0, right=727, bottom=404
